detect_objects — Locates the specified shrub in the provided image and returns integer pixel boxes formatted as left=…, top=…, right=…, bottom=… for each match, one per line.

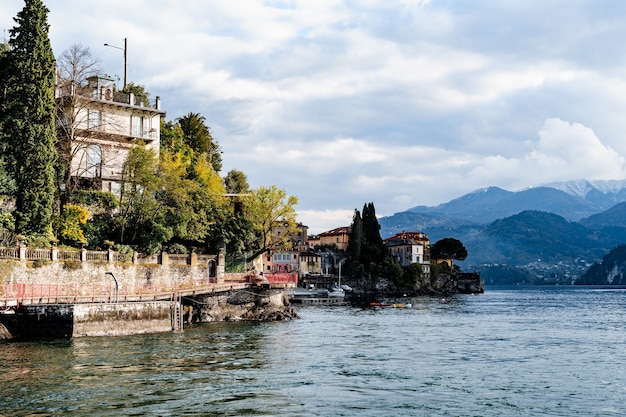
left=63, top=260, right=82, bottom=271
left=168, top=243, right=188, bottom=254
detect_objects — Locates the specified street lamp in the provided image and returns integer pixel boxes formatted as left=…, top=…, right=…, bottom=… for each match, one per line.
left=105, top=272, right=119, bottom=303
left=103, top=37, right=127, bottom=89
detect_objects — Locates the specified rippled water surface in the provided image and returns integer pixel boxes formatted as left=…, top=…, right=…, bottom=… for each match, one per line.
left=2, top=286, right=626, bottom=416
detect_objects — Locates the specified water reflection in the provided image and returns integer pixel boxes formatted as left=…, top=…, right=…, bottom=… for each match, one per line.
left=2, top=289, right=626, bottom=416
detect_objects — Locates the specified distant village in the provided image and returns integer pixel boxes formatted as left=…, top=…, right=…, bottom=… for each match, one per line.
left=263, top=223, right=432, bottom=288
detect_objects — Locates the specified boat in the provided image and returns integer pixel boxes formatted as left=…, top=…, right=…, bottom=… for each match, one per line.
left=369, top=301, right=392, bottom=308
left=327, top=285, right=345, bottom=298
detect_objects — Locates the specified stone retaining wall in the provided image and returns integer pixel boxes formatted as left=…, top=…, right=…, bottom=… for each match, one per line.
left=0, top=301, right=175, bottom=338
left=73, top=302, right=174, bottom=337
left=0, top=261, right=218, bottom=299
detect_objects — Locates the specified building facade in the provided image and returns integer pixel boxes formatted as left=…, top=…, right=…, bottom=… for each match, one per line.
left=384, top=231, right=431, bottom=278
left=312, top=226, right=351, bottom=251
left=56, top=75, right=164, bottom=194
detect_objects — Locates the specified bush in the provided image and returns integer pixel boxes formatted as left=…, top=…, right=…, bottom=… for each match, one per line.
left=168, top=243, right=188, bottom=254
left=114, top=244, right=134, bottom=263
left=31, top=259, right=51, bottom=268
left=63, top=260, right=82, bottom=271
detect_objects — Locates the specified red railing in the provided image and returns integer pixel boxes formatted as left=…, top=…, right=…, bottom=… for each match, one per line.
left=0, top=274, right=298, bottom=308
left=265, top=272, right=298, bottom=283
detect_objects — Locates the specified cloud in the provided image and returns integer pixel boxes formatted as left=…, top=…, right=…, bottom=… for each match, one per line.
left=4, top=1, right=626, bottom=235
left=529, top=118, right=626, bottom=180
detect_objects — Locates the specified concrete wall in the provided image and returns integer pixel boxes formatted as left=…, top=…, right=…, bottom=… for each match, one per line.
left=72, top=302, right=173, bottom=337
left=0, top=301, right=176, bottom=338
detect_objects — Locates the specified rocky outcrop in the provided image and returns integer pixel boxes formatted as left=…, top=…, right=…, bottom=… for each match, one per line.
left=188, top=289, right=299, bottom=322
left=0, top=322, right=10, bottom=339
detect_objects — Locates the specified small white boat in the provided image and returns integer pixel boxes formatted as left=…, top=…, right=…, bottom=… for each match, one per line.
left=327, top=285, right=345, bottom=298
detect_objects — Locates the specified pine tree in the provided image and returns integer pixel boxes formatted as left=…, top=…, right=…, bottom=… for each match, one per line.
left=2, top=0, right=57, bottom=239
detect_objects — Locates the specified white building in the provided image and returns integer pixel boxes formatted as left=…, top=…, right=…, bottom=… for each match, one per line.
left=56, top=74, right=164, bottom=194
left=384, top=231, right=431, bottom=277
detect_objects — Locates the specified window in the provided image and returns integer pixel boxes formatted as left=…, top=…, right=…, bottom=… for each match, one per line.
left=131, top=115, right=144, bottom=137
left=87, top=110, right=101, bottom=130
left=85, top=145, right=102, bottom=178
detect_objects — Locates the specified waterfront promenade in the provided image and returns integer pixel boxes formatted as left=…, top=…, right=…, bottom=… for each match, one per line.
left=0, top=245, right=297, bottom=309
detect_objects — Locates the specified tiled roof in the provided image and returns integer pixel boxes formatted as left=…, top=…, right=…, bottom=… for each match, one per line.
left=318, top=226, right=351, bottom=237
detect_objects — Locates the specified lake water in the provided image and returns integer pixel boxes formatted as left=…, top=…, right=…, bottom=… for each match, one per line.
left=1, top=286, right=625, bottom=416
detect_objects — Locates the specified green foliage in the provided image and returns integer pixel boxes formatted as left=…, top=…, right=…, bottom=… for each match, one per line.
left=31, top=259, right=51, bottom=268
left=70, top=190, right=118, bottom=211
left=224, top=170, right=250, bottom=194
left=0, top=157, right=16, bottom=197
left=245, top=185, right=299, bottom=258
left=123, top=82, right=150, bottom=107
left=381, top=255, right=403, bottom=286
left=82, top=214, right=115, bottom=250
left=0, top=211, right=15, bottom=246
left=23, top=234, right=52, bottom=249
left=577, top=244, right=626, bottom=285
left=177, top=112, right=222, bottom=172
left=347, top=209, right=363, bottom=261
left=346, top=202, right=388, bottom=288
left=431, top=237, right=468, bottom=266
left=117, top=143, right=165, bottom=251
left=399, top=263, right=424, bottom=289
left=113, top=244, right=134, bottom=262
left=2, top=0, right=57, bottom=237
left=168, top=243, right=188, bottom=254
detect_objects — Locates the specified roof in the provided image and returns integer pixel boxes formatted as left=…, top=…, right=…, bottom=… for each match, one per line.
left=317, top=226, right=351, bottom=237
left=384, top=231, right=429, bottom=245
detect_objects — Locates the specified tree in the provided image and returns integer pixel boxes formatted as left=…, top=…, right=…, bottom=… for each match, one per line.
left=0, top=44, right=12, bottom=198
left=431, top=237, right=468, bottom=268
left=345, top=202, right=392, bottom=290
left=400, top=263, right=423, bottom=289
left=1, top=0, right=57, bottom=239
left=244, top=185, right=298, bottom=261
left=177, top=112, right=222, bottom=172
left=54, top=203, right=89, bottom=246
left=54, top=44, right=103, bottom=204
left=361, top=202, right=385, bottom=265
left=116, top=143, right=169, bottom=252
left=123, top=82, right=150, bottom=107
left=347, top=209, right=363, bottom=261
left=224, top=169, right=250, bottom=194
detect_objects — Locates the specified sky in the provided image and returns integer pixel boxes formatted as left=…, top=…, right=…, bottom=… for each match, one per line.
left=3, top=1, right=626, bottom=234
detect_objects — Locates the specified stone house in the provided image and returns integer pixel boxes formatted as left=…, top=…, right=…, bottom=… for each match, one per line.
left=384, top=231, right=431, bottom=278
left=310, top=226, right=351, bottom=251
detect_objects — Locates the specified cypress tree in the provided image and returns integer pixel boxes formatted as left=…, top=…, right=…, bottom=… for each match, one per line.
left=361, top=202, right=385, bottom=264
left=347, top=208, right=363, bottom=261
left=2, top=0, right=57, bottom=238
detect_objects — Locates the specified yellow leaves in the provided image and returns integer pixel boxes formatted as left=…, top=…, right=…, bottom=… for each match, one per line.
left=57, top=204, right=89, bottom=245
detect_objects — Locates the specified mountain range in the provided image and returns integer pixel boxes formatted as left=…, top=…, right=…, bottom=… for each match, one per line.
left=378, top=179, right=626, bottom=285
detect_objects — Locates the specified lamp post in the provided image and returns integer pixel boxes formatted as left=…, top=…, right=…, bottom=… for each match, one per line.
left=105, top=272, right=119, bottom=303
left=103, top=37, right=127, bottom=89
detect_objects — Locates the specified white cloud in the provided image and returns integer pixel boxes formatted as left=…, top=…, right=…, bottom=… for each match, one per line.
left=4, top=1, right=626, bottom=235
